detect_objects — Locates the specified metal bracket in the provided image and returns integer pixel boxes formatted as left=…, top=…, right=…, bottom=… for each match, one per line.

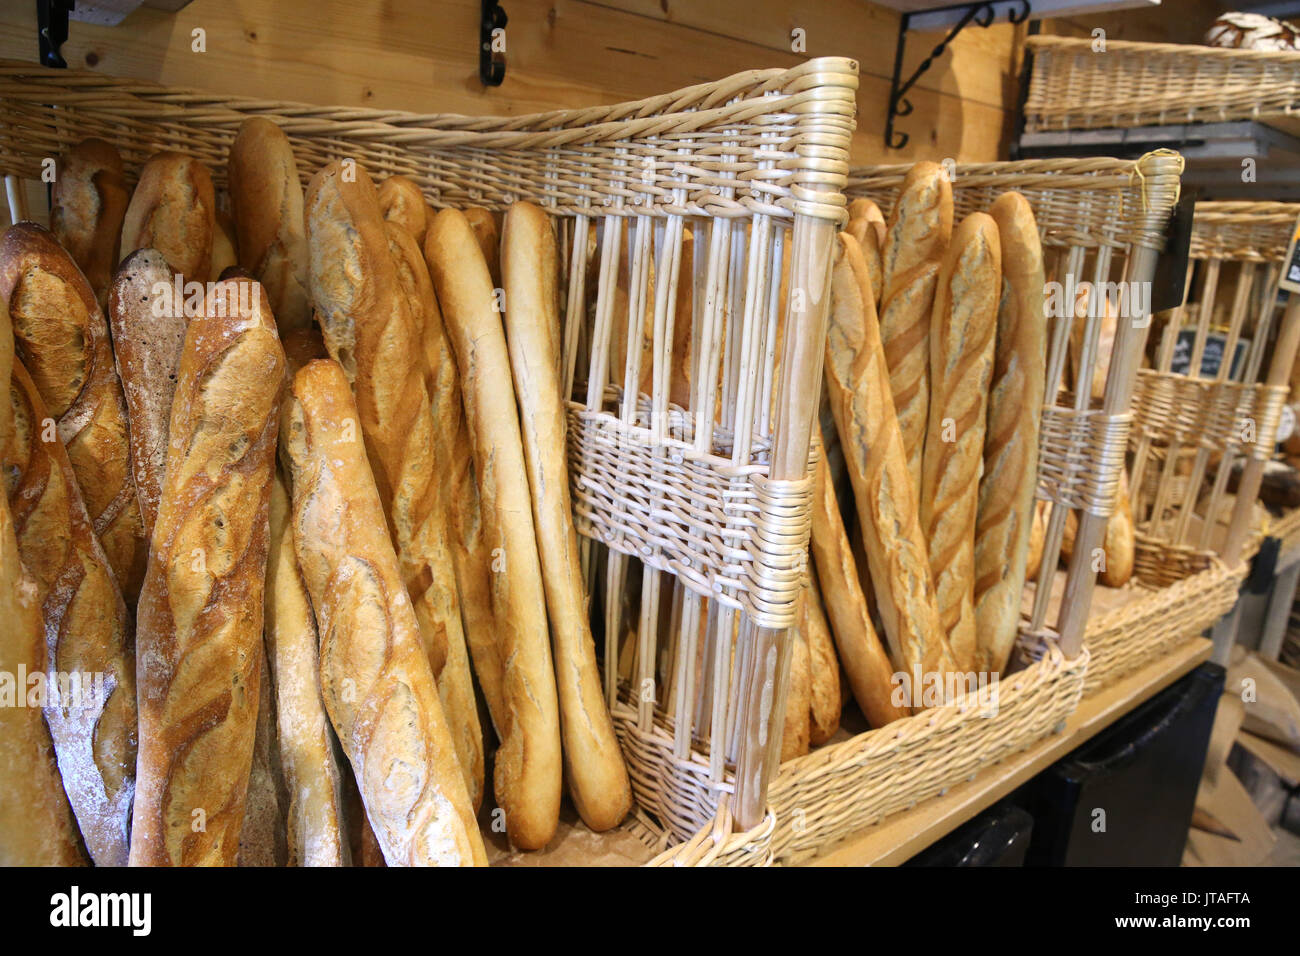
left=480, top=0, right=507, bottom=87
left=886, top=0, right=1030, bottom=150
left=37, top=0, right=73, bottom=69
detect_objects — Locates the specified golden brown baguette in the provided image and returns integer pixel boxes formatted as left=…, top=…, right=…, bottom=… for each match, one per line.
left=212, top=211, right=239, bottom=278
left=121, top=151, right=216, bottom=283
left=920, top=213, right=1001, bottom=672
left=879, top=162, right=953, bottom=491
left=229, top=118, right=311, bottom=335
left=6, top=357, right=135, bottom=865
left=1026, top=500, right=1047, bottom=582
left=0, top=222, right=146, bottom=600
left=849, top=198, right=886, bottom=244
left=825, top=232, right=956, bottom=685
left=427, top=207, right=562, bottom=851
left=780, top=605, right=812, bottom=762
left=1062, top=472, right=1134, bottom=588
left=108, top=248, right=185, bottom=543
left=378, top=175, right=429, bottom=245
left=51, top=138, right=127, bottom=308
left=462, top=206, right=501, bottom=287
left=265, top=471, right=349, bottom=866
left=847, top=217, right=883, bottom=312
left=500, top=202, right=631, bottom=831
left=281, top=358, right=487, bottom=866
left=975, top=192, right=1046, bottom=675
left=130, top=277, right=284, bottom=867
left=304, top=160, right=484, bottom=810
left=809, top=446, right=910, bottom=726
left=0, top=299, right=85, bottom=866
left=237, top=654, right=288, bottom=867
left=803, top=573, right=842, bottom=745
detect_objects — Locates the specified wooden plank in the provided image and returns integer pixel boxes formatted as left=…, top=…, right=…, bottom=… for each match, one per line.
left=0, top=0, right=1010, bottom=166
left=807, top=638, right=1213, bottom=866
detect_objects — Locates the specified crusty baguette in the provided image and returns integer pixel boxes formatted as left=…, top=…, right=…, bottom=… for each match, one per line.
left=500, top=202, right=631, bottom=831
left=975, top=193, right=1046, bottom=675
left=847, top=216, right=883, bottom=312
left=237, top=653, right=288, bottom=867
left=809, top=445, right=910, bottom=726
left=462, top=206, right=501, bottom=287
left=825, top=232, right=956, bottom=684
left=0, top=299, right=85, bottom=866
left=879, top=162, right=953, bottom=491
left=228, top=118, right=311, bottom=335
left=265, top=471, right=349, bottom=866
left=920, top=213, right=1001, bottom=672
left=1062, top=472, right=1134, bottom=588
left=121, top=151, right=216, bottom=283
left=108, top=248, right=186, bottom=542
left=130, top=277, right=284, bottom=867
left=212, top=211, right=239, bottom=278
left=780, top=605, right=812, bottom=762
left=803, top=572, right=841, bottom=746
left=0, top=222, right=148, bottom=600
left=50, top=138, right=127, bottom=307
left=377, top=175, right=429, bottom=245
left=427, top=207, right=562, bottom=851
left=281, top=358, right=487, bottom=866
left=848, top=198, right=886, bottom=246
left=6, top=357, right=135, bottom=865
left=304, top=161, right=484, bottom=809
left=1026, top=500, right=1047, bottom=582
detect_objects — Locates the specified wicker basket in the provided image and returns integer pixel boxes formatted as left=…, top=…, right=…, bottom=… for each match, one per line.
left=0, top=55, right=861, bottom=864
left=1024, top=35, right=1300, bottom=134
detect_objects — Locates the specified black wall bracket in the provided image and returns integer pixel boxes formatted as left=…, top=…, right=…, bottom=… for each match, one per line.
left=480, top=0, right=507, bottom=87
left=37, top=0, right=73, bottom=69
left=886, top=0, right=1031, bottom=150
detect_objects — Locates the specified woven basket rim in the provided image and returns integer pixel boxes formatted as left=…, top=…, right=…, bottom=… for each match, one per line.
left=1027, top=33, right=1300, bottom=64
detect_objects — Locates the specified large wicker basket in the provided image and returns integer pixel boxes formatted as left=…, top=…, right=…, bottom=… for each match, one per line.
left=760, top=155, right=1180, bottom=864
left=1024, top=35, right=1300, bottom=135
left=0, top=56, right=861, bottom=865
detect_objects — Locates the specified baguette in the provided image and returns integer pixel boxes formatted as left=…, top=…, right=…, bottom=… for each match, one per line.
left=803, top=572, right=842, bottom=745
left=121, top=151, right=216, bottom=283
left=975, top=193, right=1046, bottom=675
left=0, top=222, right=148, bottom=600
left=228, top=118, right=311, bottom=335
left=304, top=160, right=484, bottom=809
left=50, top=138, right=127, bottom=307
left=265, top=471, right=349, bottom=866
left=825, top=232, right=956, bottom=684
left=377, top=175, right=429, bottom=245
left=920, top=213, right=1001, bottom=672
left=281, top=358, right=487, bottom=866
left=462, top=206, right=501, bottom=287
left=809, top=446, right=910, bottom=726
left=130, top=277, right=284, bottom=867
left=847, top=216, right=883, bottom=312
left=427, top=207, right=562, bottom=850
left=1062, top=472, right=1134, bottom=588
left=1026, top=501, right=1047, bottom=582
left=107, top=248, right=186, bottom=542
left=780, top=605, right=812, bottom=762
left=501, top=202, right=631, bottom=831
left=212, top=211, right=239, bottom=278
left=879, top=162, right=953, bottom=490
left=236, top=654, right=288, bottom=867
left=6, top=357, right=135, bottom=865
left=0, top=299, right=85, bottom=866
left=848, top=198, right=886, bottom=246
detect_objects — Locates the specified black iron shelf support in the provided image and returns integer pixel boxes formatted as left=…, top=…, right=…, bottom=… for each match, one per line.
left=886, top=0, right=1030, bottom=150
left=37, top=0, right=72, bottom=69
left=480, top=0, right=507, bottom=86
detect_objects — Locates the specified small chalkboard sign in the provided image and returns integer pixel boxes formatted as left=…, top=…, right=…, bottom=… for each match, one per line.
left=1169, top=328, right=1248, bottom=380
left=1283, top=216, right=1300, bottom=294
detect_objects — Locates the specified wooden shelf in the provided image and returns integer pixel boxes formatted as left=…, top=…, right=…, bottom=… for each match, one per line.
left=806, top=638, right=1213, bottom=866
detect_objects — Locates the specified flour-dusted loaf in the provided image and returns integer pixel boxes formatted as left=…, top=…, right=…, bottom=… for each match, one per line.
left=5, top=358, right=135, bottom=866
left=879, top=162, right=953, bottom=491
left=975, top=192, right=1046, bottom=675
left=427, top=207, right=562, bottom=851
left=920, top=213, right=1001, bottom=672
left=501, top=201, right=631, bottom=831
left=825, top=232, right=956, bottom=685
left=281, top=358, right=487, bottom=866
left=121, top=151, right=216, bottom=283
left=130, top=277, right=284, bottom=867
left=50, top=138, right=128, bottom=308
left=108, top=248, right=186, bottom=542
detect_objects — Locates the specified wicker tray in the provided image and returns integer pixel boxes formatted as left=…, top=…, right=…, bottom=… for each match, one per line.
left=1024, top=35, right=1300, bottom=135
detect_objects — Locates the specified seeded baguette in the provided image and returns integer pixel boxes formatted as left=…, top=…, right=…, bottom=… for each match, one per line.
left=825, top=232, right=956, bottom=683
left=282, top=359, right=487, bottom=866
left=51, top=138, right=128, bottom=308
left=121, top=151, right=216, bottom=283
left=975, top=193, right=1046, bottom=675
left=920, top=213, right=1001, bottom=672
left=130, top=278, right=283, bottom=867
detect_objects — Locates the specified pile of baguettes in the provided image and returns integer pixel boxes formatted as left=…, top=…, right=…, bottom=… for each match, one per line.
left=778, top=160, right=1133, bottom=762
left=0, top=118, right=634, bottom=867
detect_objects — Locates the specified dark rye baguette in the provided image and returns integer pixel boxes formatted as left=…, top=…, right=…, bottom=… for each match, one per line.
left=130, top=277, right=284, bottom=867
left=825, top=232, right=956, bottom=683
left=920, top=213, right=1001, bottom=672
left=108, top=248, right=186, bottom=542
left=281, top=359, right=487, bottom=866
left=975, top=193, right=1046, bottom=675
left=51, top=138, right=128, bottom=308
left=6, top=358, right=135, bottom=866
left=0, top=222, right=148, bottom=600
left=121, top=151, right=216, bottom=283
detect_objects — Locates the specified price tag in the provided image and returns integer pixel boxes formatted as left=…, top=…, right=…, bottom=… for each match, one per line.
left=1281, top=214, right=1300, bottom=294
